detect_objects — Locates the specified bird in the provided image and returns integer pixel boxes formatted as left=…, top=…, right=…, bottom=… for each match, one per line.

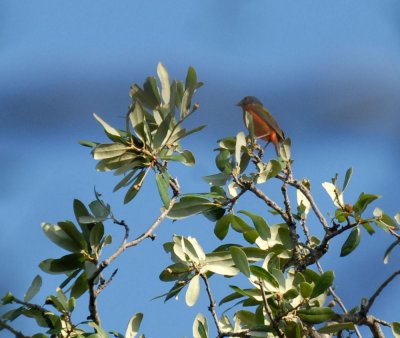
left=236, top=96, right=285, bottom=155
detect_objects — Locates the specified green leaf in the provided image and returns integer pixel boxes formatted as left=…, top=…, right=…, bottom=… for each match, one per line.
left=143, top=76, right=161, bottom=107
left=159, top=262, right=190, bottom=282
left=71, top=272, right=88, bottom=299
left=41, top=222, right=83, bottom=253
left=153, top=114, right=173, bottom=149
left=231, top=215, right=253, bottom=233
left=93, top=143, right=129, bottom=160
left=340, top=226, right=361, bottom=257
left=311, top=271, right=334, bottom=298
left=89, top=200, right=110, bottom=219
left=124, top=170, right=146, bottom=204
left=214, top=213, right=232, bottom=240
left=113, top=170, right=137, bottom=192
left=202, top=206, right=225, bottom=222
left=353, top=193, right=380, bottom=215
left=235, top=131, right=247, bottom=166
left=249, top=266, right=279, bottom=289
left=383, top=239, right=400, bottom=264
left=40, top=253, right=85, bottom=274
left=279, top=138, right=291, bottom=161
left=58, top=221, right=87, bottom=250
left=157, top=63, right=170, bottom=106
left=93, top=113, right=120, bottom=137
left=230, top=246, right=250, bottom=277
left=156, top=171, right=171, bottom=208
left=318, top=322, right=355, bottom=334
left=203, top=173, right=231, bottom=186
left=125, top=313, right=144, bottom=338
left=90, top=223, right=105, bottom=250
left=342, top=167, right=353, bottom=192
left=238, top=210, right=270, bottom=240
left=297, top=307, right=335, bottom=324
left=216, top=150, right=233, bottom=173
left=159, top=150, right=196, bottom=166
left=186, top=274, right=200, bottom=307
left=392, top=322, right=400, bottom=338
left=24, top=275, right=42, bottom=302
left=2, top=292, right=14, bottom=305
left=299, top=282, right=314, bottom=299
left=193, top=313, right=208, bottom=338
left=79, top=140, right=98, bottom=148
left=168, top=196, right=215, bottom=220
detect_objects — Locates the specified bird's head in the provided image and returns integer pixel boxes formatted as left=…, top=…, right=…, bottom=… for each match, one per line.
left=236, top=96, right=262, bottom=107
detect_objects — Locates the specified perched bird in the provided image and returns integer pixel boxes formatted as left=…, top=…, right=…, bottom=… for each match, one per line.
left=237, top=96, right=285, bottom=155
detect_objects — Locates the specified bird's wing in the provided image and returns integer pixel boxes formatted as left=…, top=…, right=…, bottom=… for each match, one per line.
left=252, top=105, right=285, bottom=140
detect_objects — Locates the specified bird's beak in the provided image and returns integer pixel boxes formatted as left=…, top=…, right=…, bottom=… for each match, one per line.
left=236, top=100, right=243, bottom=107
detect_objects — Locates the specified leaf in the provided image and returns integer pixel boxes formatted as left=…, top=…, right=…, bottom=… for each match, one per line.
left=168, top=196, right=215, bottom=219
left=214, top=214, right=232, bottom=240
left=24, top=275, right=42, bottom=302
left=299, top=282, right=314, bottom=298
left=203, top=173, right=231, bottom=186
left=238, top=210, right=270, bottom=240
left=395, top=212, right=400, bottom=225
left=143, top=76, right=161, bottom=107
left=342, top=167, right=353, bottom=192
left=79, top=140, right=98, bottom=148
left=279, top=138, right=291, bottom=161
left=383, top=239, right=400, bottom=264
left=231, top=215, right=253, bottom=233
left=89, top=200, right=110, bottom=219
left=353, top=193, right=381, bottom=215
left=157, top=63, right=170, bottom=106
left=93, top=113, right=120, bottom=137
left=156, top=171, right=171, bottom=208
left=311, top=271, right=334, bottom=298
left=186, top=274, right=200, bottom=307
left=90, top=223, right=105, bottom=250
left=113, top=170, right=137, bottom=192
left=230, top=246, right=250, bottom=277
left=297, top=190, right=311, bottom=216
left=392, top=322, right=400, bottom=338
left=318, top=322, right=355, bottom=334
left=41, top=222, right=83, bottom=252
left=2, top=292, right=14, bottom=305
left=297, top=307, right=335, bottom=324
left=193, top=313, right=208, bottom=338
left=124, top=170, right=146, bottom=204
left=249, top=266, right=279, bottom=289
left=153, top=114, right=173, bottom=149
left=125, top=313, right=144, bottom=338
left=40, top=253, right=85, bottom=274
left=235, top=132, right=247, bottom=166
left=71, top=272, right=88, bottom=299
left=340, top=226, right=361, bottom=257
left=322, top=182, right=343, bottom=208
left=93, top=143, right=129, bottom=160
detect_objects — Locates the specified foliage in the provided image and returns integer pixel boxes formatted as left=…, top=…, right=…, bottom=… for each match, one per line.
left=1, top=64, right=400, bottom=338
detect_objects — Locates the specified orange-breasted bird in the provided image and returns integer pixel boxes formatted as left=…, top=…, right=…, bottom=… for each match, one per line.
left=237, top=96, right=285, bottom=155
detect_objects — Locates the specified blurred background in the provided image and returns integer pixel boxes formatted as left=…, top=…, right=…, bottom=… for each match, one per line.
left=1, top=1, right=399, bottom=336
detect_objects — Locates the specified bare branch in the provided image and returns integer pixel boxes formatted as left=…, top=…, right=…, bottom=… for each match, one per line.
left=256, top=279, right=285, bottom=338
left=278, top=175, right=330, bottom=231
left=200, top=273, right=223, bottom=336
left=364, top=269, right=400, bottom=313
left=0, top=319, right=28, bottom=338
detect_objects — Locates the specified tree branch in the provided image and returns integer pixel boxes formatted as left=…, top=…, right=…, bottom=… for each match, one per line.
left=0, top=319, right=28, bottom=338
left=364, top=269, right=400, bottom=313
left=200, top=273, right=223, bottom=337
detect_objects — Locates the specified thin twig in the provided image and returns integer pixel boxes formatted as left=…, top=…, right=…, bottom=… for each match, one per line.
left=315, top=261, right=362, bottom=338
left=87, top=179, right=180, bottom=325
left=364, top=269, right=400, bottom=313
left=200, top=273, right=223, bottom=336
left=0, top=319, right=28, bottom=338
left=277, top=175, right=330, bottom=231
left=257, top=279, right=284, bottom=338
left=12, top=298, right=55, bottom=330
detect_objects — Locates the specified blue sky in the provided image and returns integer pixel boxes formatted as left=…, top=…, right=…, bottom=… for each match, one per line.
left=1, top=1, right=400, bottom=336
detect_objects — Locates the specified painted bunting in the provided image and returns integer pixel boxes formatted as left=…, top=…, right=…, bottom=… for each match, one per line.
left=237, top=96, right=285, bottom=155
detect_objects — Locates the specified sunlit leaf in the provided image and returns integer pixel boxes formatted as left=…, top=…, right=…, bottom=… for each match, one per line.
left=311, top=271, right=334, bottom=298
left=93, top=113, right=120, bottom=137
left=230, top=246, right=250, bottom=277
left=297, top=307, right=335, bottom=324
left=318, top=322, right=355, bottom=334
left=24, top=275, right=42, bottom=302
left=186, top=274, right=200, bottom=307
left=125, top=313, right=144, bottom=338
left=157, top=63, right=170, bottom=106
